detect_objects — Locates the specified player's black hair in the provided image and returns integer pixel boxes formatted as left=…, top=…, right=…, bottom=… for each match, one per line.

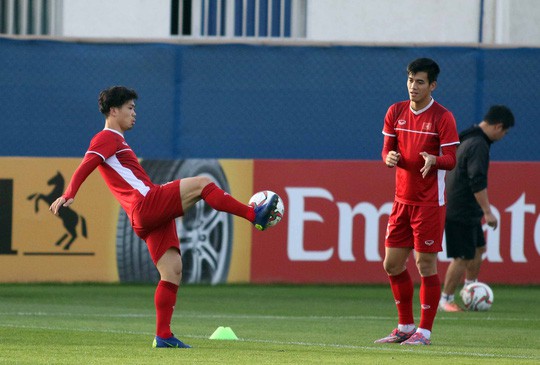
left=407, top=58, right=440, bottom=84
left=98, top=86, right=138, bottom=116
left=484, top=105, right=515, bottom=129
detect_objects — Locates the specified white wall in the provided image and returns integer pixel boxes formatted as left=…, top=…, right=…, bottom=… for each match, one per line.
left=506, top=0, right=540, bottom=44
left=61, top=0, right=170, bottom=38
left=307, top=0, right=540, bottom=46
left=306, top=0, right=481, bottom=43
left=57, top=0, right=540, bottom=46
left=479, top=0, right=540, bottom=44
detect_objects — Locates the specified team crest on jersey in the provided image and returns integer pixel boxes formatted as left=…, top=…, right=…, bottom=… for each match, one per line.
left=421, top=122, right=433, bottom=131
left=397, top=119, right=406, bottom=125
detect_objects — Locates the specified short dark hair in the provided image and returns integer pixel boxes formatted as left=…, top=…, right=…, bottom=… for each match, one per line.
left=98, top=86, right=138, bottom=116
left=484, top=105, right=515, bottom=129
left=407, top=58, right=440, bottom=84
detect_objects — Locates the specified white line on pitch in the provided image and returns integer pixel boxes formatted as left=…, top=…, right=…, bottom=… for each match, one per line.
left=0, top=323, right=536, bottom=360
left=0, top=311, right=537, bottom=322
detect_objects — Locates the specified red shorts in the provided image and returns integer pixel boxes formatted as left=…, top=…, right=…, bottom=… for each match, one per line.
left=131, top=180, right=184, bottom=264
left=385, top=201, right=445, bottom=253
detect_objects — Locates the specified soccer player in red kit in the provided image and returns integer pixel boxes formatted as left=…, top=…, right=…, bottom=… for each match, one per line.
left=374, top=58, right=459, bottom=345
left=49, top=86, right=278, bottom=348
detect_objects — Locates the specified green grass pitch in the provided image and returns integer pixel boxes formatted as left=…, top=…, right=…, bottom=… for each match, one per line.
left=0, top=283, right=538, bottom=364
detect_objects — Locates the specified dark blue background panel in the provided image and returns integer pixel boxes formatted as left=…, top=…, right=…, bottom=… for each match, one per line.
left=0, top=38, right=178, bottom=157
left=0, top=38, right=538, bottom=161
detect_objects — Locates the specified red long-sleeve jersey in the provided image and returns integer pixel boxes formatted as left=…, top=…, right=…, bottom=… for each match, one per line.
left=63, top=128, right=156, bottom=215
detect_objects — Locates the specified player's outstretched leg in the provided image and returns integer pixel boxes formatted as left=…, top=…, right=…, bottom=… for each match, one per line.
left=196, top=180, right=279, bottom=230
left=152, top=335, right=191, bottom=348
left=252, top=193, right=279, bottom=231
left=199, top=181, right=254, bottom=221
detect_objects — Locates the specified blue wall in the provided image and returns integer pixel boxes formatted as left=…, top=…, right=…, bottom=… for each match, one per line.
left=1, top=38, right=538, bottom=161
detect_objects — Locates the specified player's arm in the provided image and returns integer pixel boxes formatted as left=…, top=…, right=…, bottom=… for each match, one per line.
left=382, top=135, right=401, bottom=167
left=473, top=188, right=497, bottom=229
left=49, top=153, right=102, bottom=215
left=421, top=111, right=459, bottom=177
left=467, top=142, right=495, bottom=228
left=381, top=105, right=402, bottom=168
left=435, top=144, right=457, bottom=170
left=419, top=144, right=457, bottom=178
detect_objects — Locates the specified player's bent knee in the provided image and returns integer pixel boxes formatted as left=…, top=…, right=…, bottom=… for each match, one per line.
left=197, top=176, right=213, bottom=190
left=159, top=266, right=182, bottom=284
left=156, top=248, right=183, bottom=284
left=382, top=261, right=405, bottom=276
left=416, top=261, right=437, bottom=276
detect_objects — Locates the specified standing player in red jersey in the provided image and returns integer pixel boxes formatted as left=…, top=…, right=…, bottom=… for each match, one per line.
left=49, top=86, right=278, bottom=348
left=374, top=58, right=460, bottom=346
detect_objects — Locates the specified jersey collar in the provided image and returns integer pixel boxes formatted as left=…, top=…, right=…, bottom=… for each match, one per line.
left=103, top=127, right=125, bottom=138
left=410, top=97, right=435, bottom=115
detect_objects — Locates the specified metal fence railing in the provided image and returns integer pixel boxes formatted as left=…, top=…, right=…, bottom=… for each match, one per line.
left=0, top=0, right=59, bottom=36
left=171, top=0, right=306, bottom=38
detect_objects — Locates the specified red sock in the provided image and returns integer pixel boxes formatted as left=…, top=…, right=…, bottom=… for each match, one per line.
left=201, top=183, right=255, bottom=222
left=419, top=274, right=441, bottom=331
left=155, top=280, right=179, bottom=338
left=389, top=270, right=414, bottom=326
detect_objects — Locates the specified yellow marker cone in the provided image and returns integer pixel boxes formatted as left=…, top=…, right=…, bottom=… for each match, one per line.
left=209, top=326, right=239, bottom=340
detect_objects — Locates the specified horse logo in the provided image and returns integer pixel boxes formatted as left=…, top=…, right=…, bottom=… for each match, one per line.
left=27, top=172, right=88, bottom=250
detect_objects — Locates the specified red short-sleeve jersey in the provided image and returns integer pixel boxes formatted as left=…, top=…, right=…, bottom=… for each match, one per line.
left=87, top=128, right=156, bottom=213
left=382, top=99, right=459, bottom=206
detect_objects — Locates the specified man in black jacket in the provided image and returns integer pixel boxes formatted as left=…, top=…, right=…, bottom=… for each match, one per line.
left=439, top=105, right=515, bottom=312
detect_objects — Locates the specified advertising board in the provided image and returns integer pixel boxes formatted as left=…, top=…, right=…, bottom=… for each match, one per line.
left=1, top=158, right=538, bottom=284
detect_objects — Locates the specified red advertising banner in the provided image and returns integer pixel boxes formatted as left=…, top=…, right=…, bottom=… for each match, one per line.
left=251, top=160, right=540, bottom=284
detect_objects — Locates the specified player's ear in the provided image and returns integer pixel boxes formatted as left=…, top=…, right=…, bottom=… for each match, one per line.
left=429, top=80, right=437, bottom=92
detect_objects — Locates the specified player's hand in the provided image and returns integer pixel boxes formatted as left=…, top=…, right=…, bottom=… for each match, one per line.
left=419, top=152, right=436, bottom=178
left=484, top=212, right=498, bottom=230
left=49, top=197, right=74, bottom=215
left=386, top=151, right=401, bottom=167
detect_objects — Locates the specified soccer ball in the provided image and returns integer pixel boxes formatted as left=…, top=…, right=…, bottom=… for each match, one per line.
left=460, top=282, right=494, bottom=311
left=248, top=190, right=284, bottom=229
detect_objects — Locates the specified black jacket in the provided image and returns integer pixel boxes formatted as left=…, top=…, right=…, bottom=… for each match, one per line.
left=446, top=125, right=493, bottom=224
